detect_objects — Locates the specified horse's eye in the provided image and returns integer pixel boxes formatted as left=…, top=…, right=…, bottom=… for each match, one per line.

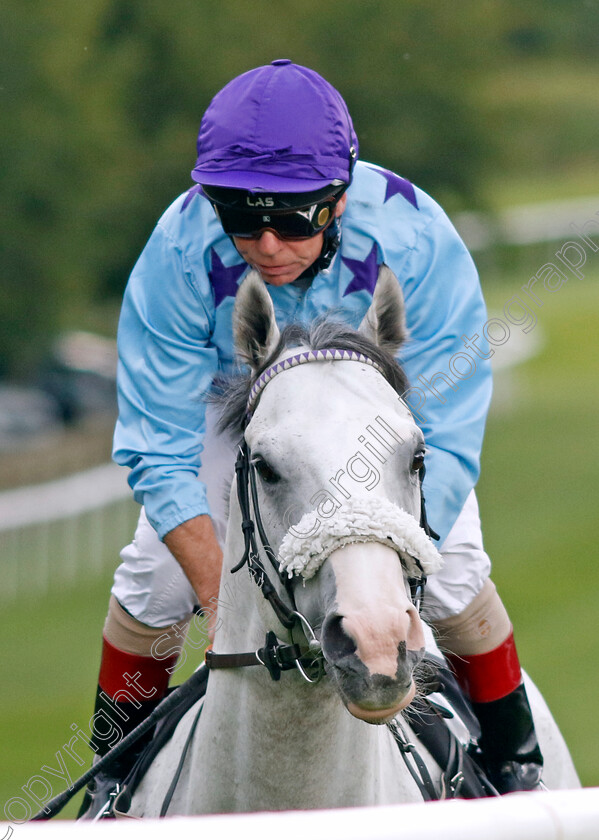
left=253, top=457, right=281, bottom=485
left=411, top=450, right=425, bottom=473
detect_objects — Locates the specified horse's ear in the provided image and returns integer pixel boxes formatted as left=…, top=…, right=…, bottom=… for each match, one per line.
left=359, top=264, right=407, bottom=354
left=233, top=270, right=281, bottom=371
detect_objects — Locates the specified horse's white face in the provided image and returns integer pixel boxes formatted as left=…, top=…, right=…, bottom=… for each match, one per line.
left=246, top=358, right=424, bottom=547
left=246, top=360, right=427, bottom=721
left=233, top=267, right=439, bottom=724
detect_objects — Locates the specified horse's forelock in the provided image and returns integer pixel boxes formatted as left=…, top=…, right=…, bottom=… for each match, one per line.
left=211, top=318, right=409, bottom=436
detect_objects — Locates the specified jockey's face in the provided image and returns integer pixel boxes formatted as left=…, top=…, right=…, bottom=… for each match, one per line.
left=233, top=194, right=347, bottom=286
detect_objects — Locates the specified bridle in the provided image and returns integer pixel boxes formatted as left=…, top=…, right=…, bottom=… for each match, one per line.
left=205, top=437, right=326, bottom=682
left=205, top=348, right=439, bottom=683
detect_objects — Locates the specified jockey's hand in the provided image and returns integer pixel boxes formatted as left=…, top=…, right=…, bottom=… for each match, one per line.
left=164, top=514, right=223, bottom=643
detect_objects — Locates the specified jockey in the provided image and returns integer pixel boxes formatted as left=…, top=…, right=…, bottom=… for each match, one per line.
left=80, top=60, right=543, bottom=815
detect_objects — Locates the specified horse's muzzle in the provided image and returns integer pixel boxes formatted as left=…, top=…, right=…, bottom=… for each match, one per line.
left=321, top=613, right=425, bottom=723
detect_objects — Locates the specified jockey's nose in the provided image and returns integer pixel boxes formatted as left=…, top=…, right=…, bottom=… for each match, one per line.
left=255, top=229, right=282, bottom=255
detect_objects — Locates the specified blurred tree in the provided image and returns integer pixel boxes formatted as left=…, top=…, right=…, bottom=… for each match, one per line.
left=1, top=0, right=597, bottom=378
left=1, top=8, right=61, bottom=377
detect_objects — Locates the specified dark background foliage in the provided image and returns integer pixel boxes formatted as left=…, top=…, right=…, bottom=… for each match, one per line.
left=2, top=0, right=598, bottom=376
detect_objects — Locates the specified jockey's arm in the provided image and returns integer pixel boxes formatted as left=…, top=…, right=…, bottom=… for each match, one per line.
left=163, top=514, right=223, bottom=640
left=113, top=219, right=222, bottom=540
left=397, top=200, right=493, bottom=544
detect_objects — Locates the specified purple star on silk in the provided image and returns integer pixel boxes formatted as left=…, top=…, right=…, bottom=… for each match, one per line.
left=342, top=242, right=380, bottom=297
left=208, top=249, right=246, bottom=307
left=366, top=164, right=418, bottom=209
left=180, top=184, right=205, bottom=212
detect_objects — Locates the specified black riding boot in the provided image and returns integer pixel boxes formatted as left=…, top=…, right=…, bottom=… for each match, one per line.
left=77, top=686, right=161, bottom=819
left=445, top=629, right=544, bottom=795
left=473, top=682, right=544, bottom=793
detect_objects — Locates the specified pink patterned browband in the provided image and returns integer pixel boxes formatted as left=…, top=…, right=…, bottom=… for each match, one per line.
left=246, top=348, right=384, bottom=416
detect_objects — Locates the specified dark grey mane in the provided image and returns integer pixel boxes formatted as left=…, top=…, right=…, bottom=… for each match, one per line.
left=211, top=318, right=410, bottom=437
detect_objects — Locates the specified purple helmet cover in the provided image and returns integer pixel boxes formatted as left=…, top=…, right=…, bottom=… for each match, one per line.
left=192, top=60, right=358, bottom=193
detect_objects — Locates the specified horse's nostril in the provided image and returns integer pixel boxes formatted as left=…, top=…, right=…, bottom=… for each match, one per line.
left=322, top=615, right=357, bottom=662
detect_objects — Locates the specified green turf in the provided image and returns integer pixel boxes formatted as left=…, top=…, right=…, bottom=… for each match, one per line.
left=0, top=575, right=116, bottom=820
left=478, top=270, right=599, bottom=786
left=0, top=568, right=206, bottom=822
left=1, top=268, right=597, bottom=823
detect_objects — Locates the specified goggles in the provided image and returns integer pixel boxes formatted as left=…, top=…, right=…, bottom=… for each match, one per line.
left=211, top=197, right=339, bottom=241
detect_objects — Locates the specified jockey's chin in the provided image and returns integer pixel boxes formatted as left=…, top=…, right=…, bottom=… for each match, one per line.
left=252, top=263, right=309, bottom=286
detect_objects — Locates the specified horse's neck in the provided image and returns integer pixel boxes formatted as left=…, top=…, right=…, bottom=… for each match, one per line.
left=174, top=514, right=425, bottom=812
left=190, top=662, right=418, bottom=812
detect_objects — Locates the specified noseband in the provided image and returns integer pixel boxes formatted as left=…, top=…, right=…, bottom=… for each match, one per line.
left=205, top=348, right=440, bottom=682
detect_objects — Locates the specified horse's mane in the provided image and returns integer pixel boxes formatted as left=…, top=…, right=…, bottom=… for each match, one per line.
left=212, top=318, right=410, bottom=436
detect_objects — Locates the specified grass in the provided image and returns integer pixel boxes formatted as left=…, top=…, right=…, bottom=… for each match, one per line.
left=473, top=58, right=599, bottom=210
left=0, top=560, right=202, bottom=822
left=0, top=267, right=597, bottom=823
left=478, top=270, right=599, bottom=786
left=0, top=489, right=204, bottom=822
left=0, top=575, right=115, bottom=820
left=481, top=165, right=599, bottom=211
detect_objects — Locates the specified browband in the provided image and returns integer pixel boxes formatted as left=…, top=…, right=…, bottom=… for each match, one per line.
left=246, top=348, right=384, bottom=416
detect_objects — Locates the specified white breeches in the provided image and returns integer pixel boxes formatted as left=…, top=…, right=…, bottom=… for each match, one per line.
left=112, top=407, right=491, bottom=627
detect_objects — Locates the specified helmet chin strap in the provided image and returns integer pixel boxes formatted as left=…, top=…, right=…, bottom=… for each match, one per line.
left=298, top=215, right=342, bottom=281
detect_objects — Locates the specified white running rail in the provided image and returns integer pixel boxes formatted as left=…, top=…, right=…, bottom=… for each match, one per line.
left=1, top=788, right=599, bottom=839
left=0, top=463, right=138, bottom=601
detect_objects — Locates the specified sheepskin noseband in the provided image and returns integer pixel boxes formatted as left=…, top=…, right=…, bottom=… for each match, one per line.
left=278, top=496, right=443, bottom=581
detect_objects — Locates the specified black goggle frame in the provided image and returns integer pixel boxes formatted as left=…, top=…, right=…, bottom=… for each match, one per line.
left=212, top=197, right=341, bottom=241
left=202, top=181, right=349, bottom=241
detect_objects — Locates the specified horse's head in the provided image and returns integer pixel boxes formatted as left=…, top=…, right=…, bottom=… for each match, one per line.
left=223, top=266, right=442, bottom=723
